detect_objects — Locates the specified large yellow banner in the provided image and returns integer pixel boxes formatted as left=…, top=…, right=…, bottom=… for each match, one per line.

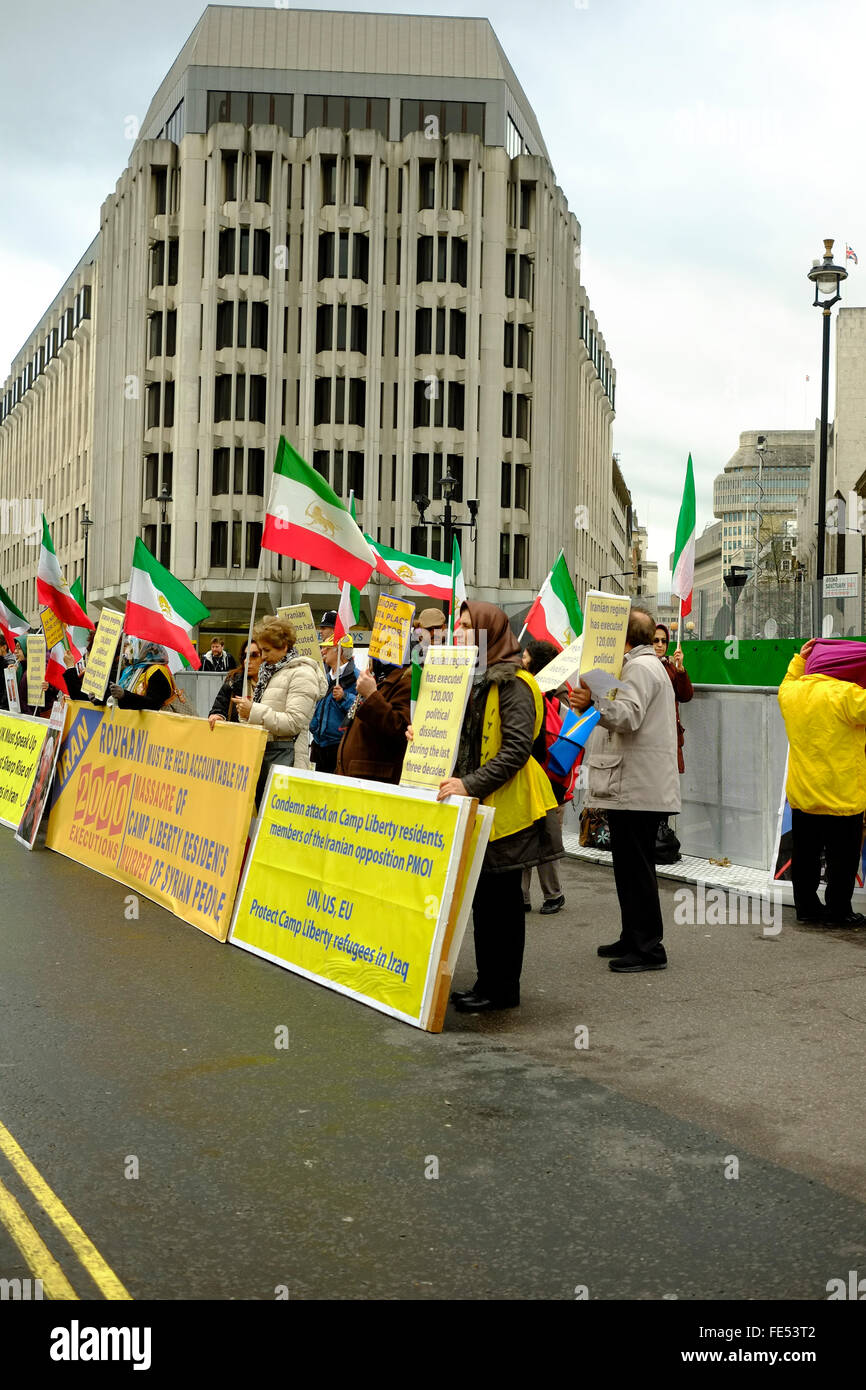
left=0, top=711, right=51, bottom=831
left=230, top=770, right=478, bottom=1026
left=45, top=703, right=267, bottom=939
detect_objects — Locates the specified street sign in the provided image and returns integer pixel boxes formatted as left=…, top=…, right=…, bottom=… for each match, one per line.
left=823, top=573, right=859, bottom=598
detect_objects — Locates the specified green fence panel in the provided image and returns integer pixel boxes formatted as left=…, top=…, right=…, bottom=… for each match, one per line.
left=685, top=637, right=866, bottom=687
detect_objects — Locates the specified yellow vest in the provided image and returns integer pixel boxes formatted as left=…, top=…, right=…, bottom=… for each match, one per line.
left=127, top=663, right=174, bottom=704
left=480, top=669, right=557, bottom=840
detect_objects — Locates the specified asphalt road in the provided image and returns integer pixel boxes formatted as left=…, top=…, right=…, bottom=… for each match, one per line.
left=2, top=831, right=866, bottom=1301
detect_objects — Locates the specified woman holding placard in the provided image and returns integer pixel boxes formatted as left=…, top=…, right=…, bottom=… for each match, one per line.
left=438, top=601, right=563, bottom=1013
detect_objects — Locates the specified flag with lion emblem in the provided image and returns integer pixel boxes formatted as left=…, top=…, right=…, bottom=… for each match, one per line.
left=125, top=537, right=210, bottom=671
left=262, top=436, right=376, bottom=589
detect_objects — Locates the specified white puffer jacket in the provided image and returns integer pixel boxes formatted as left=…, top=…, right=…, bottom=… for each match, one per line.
left=243, top=656, right=328, bottom=756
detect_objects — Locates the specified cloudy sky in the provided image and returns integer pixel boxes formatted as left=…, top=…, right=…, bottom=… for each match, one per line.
left=2, top=0, right=864, bottom=583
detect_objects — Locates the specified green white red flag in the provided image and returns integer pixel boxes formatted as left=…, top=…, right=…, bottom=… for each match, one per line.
left=368, top=537, right=467, bottom=607
left=37, top=515, right=93, bottom=630
left=124, top=538, right=209, bottom=671
left=522, top=550, right=583, bottom=650
left=262, top=437, right=376, bottom=589
left=450, top=536, right=465, bottom=640
left=69, top=577, right=91, bottom=655
left=671, top=455, right=696, bottom=618
left=334, top=495, right=362, bottom=643
left=0, top=583, right=29, bottom=651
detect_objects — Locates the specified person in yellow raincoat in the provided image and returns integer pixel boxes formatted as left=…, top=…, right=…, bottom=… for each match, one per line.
left=437, top=600, right=561, bottom=1013
left=777, top=637, right=866, bottom=927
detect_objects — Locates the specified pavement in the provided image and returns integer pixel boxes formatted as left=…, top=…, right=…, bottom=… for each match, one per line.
left=2, top=831, right=866, bottom=1301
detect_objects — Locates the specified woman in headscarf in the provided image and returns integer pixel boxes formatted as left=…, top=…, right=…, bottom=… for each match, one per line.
left=437, top=600, right=562, bottom=1012
left=777, top=636, right=866, bottom=927
left=336, top=655, right=411, bottom=784
left=109, top=642, right=176, bottom=711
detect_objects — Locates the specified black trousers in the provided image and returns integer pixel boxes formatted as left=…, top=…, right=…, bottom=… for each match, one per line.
left=791, top=809, right=864, bottom=919
left=471, top=868, right=525, bottom=1004
left=311, top=742, right=338, bottom=775
left=606, top=809, right=667, bottom=961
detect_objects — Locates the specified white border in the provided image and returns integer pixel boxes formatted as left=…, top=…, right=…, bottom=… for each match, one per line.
left=0, top=710, right=53, bottom=831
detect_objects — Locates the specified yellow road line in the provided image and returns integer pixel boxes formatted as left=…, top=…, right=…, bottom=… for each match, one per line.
left=0, top=1119, right=132, bottom=1300
left=0, top=1175, right=79, bottom=1300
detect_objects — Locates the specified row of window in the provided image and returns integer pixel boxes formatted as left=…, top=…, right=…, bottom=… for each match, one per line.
left=505, top=252, right=534, bottom=304
left=312, top=449, right=366, bottom=499
left=316, top=304, right=368, bottom=354
left=211, top=448, right=266, bottom=497
left=416, top=235, right=468, bottom=287
left=412, top=380, right=465, bottom=431
left=317, top=231, right=370, bottom=282
left=220, top=151, right=274, bottom=205
left=411, top=453, right=464, bottom=503
left=312, top=377, right=367, bottom=428
left=406, top=519, right=528, bottom=579
left=214, top=373, right=267, bottom=424
left=579, top=307, right=615, bottom=406
left=0, top=286, right=91, bottom=420
left=217, top=228, right=272, bottom=279
left=216, top=301, right=269, bottom=352
left=205, top=92, right=486, bottom=144
left=503, top=392, right=531, bottom=443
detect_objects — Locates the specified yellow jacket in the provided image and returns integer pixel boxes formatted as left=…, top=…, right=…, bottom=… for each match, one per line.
left=777, top=653, right=866, bottom=815
left=479, top=669, right=557, bottom=840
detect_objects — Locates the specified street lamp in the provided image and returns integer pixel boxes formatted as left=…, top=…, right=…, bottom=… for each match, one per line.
left=724, top=563, right=750, bottom=637
left=158, top=485, right=173, bottom=566
left=599, top=571, right=634, bottom=591
left=80, top=506, right=93, bottom=605
left=807, top=238, right=847, bottom=632
left=414, top=482, right=478, bottom=612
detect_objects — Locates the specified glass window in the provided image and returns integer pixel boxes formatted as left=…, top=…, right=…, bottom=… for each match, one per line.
left=163, top=380, right=175, bottom=428
left=417, top=235, right=433, bottom=283
left=148, top=312, right=163, bottom=359
left=251, top=93, right=270, bottom=126
left=419, top=161, right=436, bottom=209
left=214, top=374, right=232, bottom=422
left=165, top=309, right=176, bottom=357
left=305, top=96, right=326, bottom=131
left=249, top=375, right=266, bottom=423
left=239, top=228, right=249, bottom=276
left=212, top=448, right=230, bottom=495
left=237, top=300, right=247, bottom=348
left=347, top=452, right=364, bottom=500
left=245, top=522, right=262, bottom=569
left=234, top=447, right=245, bottom=493
left=208, top=91, right=230, bottom=127
left=253, top=229, right=270, bottom=276
left=451, top=163, right=466, bottom=211
left=501, top=461, right=511, bottom=508
left=415, top=307, right=432, bottom=355
left=218, top=228, right=235, bottom=277
left=215, top=302, right=234, bottom=350
left=352, top=233, right=369, bottom=282
left=318, top=232, right=335, bottom=279
left=235, top=374, right=246, bottom=421
left=314, top=378, right=331, bottom=425
left=254, top=153, right=272, bottom=203
left=348, top=97, right=366, bottom=131
left=338, top=231, right=349, bottom=279
left=274, top=94, right=292, bottom=130
left=451, top=238, right=468, bottom=287
left=150, top=241, right=165, bottom=288
left=167, top=238, right=178, bottom=284
left=230, top=92, right=251, bottom=125
left=145, top=454, right=159, bottom=499
left=499, top=533, right=511, bottom=580
left=146, top=383, right=161, bottom=429
left=353, top=159, right=370, bottom=207
left=247, top=449, right=265, bottom=495
left=350, top=306, right=367, bottom=354
left=514, top=464, right=529, bottom=511
left=321, top=157, right=337, bottom=205
left=251, top=302, right=268, bottom=350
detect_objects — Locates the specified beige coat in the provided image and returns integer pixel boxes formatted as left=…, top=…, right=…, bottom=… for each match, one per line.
left=243, top=656, right=327, bottom=756
left=586, top=644, right=681, bottom=814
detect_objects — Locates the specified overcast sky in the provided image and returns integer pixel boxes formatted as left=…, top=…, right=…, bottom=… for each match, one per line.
left=2, top=0, right=864, bottom=584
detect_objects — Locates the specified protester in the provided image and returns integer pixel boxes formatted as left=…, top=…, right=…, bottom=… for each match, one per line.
left=310, top=637, right=357, bottom=774
left=653, top=623, right=694, bottom=862
left=109, top=642, right=180, bottom=711
left=201, top=637, right=232, bottom=672
left=519, top=638, right=572, bottom=914
left=777, top=637, right=866, bottom=927
left=437, top=601, right=561, bottom=1013
left=232, top=616, right=327, bottom=808
left=0, top=636, right=24, bottom=711
left=318, top=609, right=337, bottom=643
left=414, top=607, right=448, bottom=657
left=571, top=605, right=679, bottom=972
left=208, top=640, right=262, bottom=728
left=336, top=653, right=411, bottom=783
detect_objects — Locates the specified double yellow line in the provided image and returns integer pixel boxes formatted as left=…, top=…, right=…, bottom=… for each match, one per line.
left=0, top=1118, right=131, bottom=1300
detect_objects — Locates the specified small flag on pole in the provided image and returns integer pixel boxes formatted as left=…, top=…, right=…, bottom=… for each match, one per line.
left=37, top=515, right=93, bottom=630
left=846, top=244, right=859, bottom=265
left=671, top=455, right=697, bottom=619
left=449, top=536, right=465, bottom=640
left=521, top=550, right=583, bottom=650
left=262, top=437, right=376, bottom=589
left=125, top=538, right=210, bottom=671
left=0, top=583, right=29, bottom=651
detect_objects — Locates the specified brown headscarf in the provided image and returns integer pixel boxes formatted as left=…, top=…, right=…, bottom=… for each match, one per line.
left=461, top=600, right=522, bottom=667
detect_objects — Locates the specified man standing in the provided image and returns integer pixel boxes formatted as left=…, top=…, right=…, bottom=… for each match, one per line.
left=310, top=636, right=357, bottom=774
left=571, top=605, right=680, bottom=972
left=202, top=637, right=232, bottom=672
left=318, top=610, right=337, bottom=644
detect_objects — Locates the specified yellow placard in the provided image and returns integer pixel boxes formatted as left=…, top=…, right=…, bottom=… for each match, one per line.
left=45, top=704, right=267, bottom=940
left=40, top=608, right=65, bottom=652
left=229, top=770, right=475, bottom=1026
left=400, top=645, right=477, bottom=790
left=81, top=609, right=124, bottom=701
left=277, top=603, right=322, bottom=662
left=27, top=635, right=47, bottom=707
left=369, top=594, right=415, bottom=666
left=0, top=711, right=51, bottom=830
left=534, top=636, right=585, bottom=693
left=579, top=591, right=631, bottom=680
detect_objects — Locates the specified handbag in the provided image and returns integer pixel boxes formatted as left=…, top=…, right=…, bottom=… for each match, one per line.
left=654, top=817, right=681, bottom=864
left=579, top=806, right=610, bottom=849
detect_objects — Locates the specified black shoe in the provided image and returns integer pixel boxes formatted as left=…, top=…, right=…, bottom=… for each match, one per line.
left=450, top=988, right=477, bottom=1003
left=608, top=953, right=667, bottom=973
left=597, top=940, right=629, bottom=958
left=796, top=906, right=827, bottom=924
left=823, top=912, right=866, bottom=927
left=540, top=893, right=565, bottom=915
left=453, top=993, right=519, bottom=1013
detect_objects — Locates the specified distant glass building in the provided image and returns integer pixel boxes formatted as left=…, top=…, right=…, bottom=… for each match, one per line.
left=713, top=430, right=813, bottom=573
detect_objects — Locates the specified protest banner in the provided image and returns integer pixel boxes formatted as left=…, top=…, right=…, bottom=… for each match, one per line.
left=40, top=608, right=65, bottom=652
left=4, top=666, right=20, bottom=713
left=579, top=591, right=631, bottom=690
left=400, top=645, right=477, bottom=790
left=15, top=698, right=68, bottom=850
left=27, top=634, right=47, bottom=707
left=277, top=603, right=321, bottom=662
left=0, top=710, right=51, bottom=831
left=368, top=594, right=415, bottom=666
left=534, top=635, right=584, bottom=693
left=229, top=769, right=490, bottom=1030
left=81, top=608, right=125, bottom=702
left=45, top=705, right=267, bottom=939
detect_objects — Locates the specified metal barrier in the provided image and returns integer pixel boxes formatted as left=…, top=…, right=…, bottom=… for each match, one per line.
left=174, top=671, right=225, bottom=718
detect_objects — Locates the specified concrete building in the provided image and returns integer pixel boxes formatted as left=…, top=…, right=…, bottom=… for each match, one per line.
left=714, top=430, right=812, bottom=579
left=0, top=5, right=617, bottom=640
left=606, top=455, right=632, bottom=595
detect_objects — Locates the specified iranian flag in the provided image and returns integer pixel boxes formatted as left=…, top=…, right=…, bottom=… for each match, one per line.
left=0, top=583, right=29, bottom=651
left=69, top=577, right=91, bottom=655
left=37, top=515, right=93, bottom=629
left=125, top=538, right=210, bottom=670
left=368, top=538, right=467, bottom=606
left=671, top=455, right=696, bottom=618
left=45, top=631, right=82, bottom=691
left=449, top=536, right=465, bottom=640
left=334, top=495, right=363, bottom=643
left=262, top=436, right=376, bottom=589
left=522, top=550, right=583, bottom=650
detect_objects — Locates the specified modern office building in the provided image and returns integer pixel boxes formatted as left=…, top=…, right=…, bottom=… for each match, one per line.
left=713, top=430, right=812, bottom=576
left=0, top=5, right=618, bottom=635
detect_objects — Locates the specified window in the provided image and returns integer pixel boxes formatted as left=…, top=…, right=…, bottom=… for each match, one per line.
left=222, top=152, right=238, bottom=202
left=353, top=159, right=370, bottom=207
left=237, top=300, right=247, bottom=348
left=313, top=450, right=329, bottom=480
left=415, top=307, right=432, bottom=354
left=400, top=100, right=484, bottom=140
left=503, top=320, right=514, bottom=368
left=234, top=447, right=245, bottom=493
left=167, top=239, right=178, bottom=285
left=321, top=156, right=337, bottom=205
left=148, top=312, right=163, bottom=358
left=254, top=153, right=272, bottom=203
left=245, top=522, right=262, bottom=568
left=253, top=230, right=270, bottom=276
left=437, top=235, right=448, bottom=282
left=451, top=238, right=468, bottom=287
left=235, top=374, right=246, bottom=421
left=250, top=302, right=268, bottom=350
left=146, top=383, right=161, bottom=429
left=210, top=522, right=228, bottom=568
left=145, top=454, right=159, bottom=499
left=451, top=163, right=466, bottom=211
left=216, top=302, right=234, bottom=350
left=348, top=379, right=366, bottom=426
left=218, top=228, right=236, bottom=277
left=416, top=236, right=433, bottom=283
left=446, top=455, right=464, bottom=501
left=450, top=310, right=466, bottom=358
left=316, top=304, right=333, bottom=352
left=447, top=383, right=464, bottom=429
left=150, top=241, right=165, bottom=288
left=499, top=533, right=511, bottom=579
left=318, top=232, right=334, bottom=279
left=516, top=394, right=530, bottom=442
left=410, top=526, right=428, bottom=557
left=514, top=464, right=529, bottom=511
left=347, top=452, right=364, bottom=499
left=143, top=525, right=157, bottom=556
left=239, top=228, right=250, bottom=276
left=502, top=392, right=513, bottom=437
left=505, top=251, right=516, bottom=298
left=332, top=450, right=344, bottom=495
left=247, top=449, right=264, bottom=494
left=249, top=375, right=266, bottom=423
left=163, top=380, right=175, bottom=428
left=165, top=309, right=176, bottom=357
left=214, top=374, right=232, bottom=422
left=436, top=307, right=446, bottom=355
left=419, top=161, right=436, bottom=209
left=212, top=448, right=230, bottom=495
left=517, top=324, right=531, bottom=371
left=314, top=378, right=331, bottom=425
left=152, top=168, right=167, bottom=216
left=501, top=461, right=511, bottom=508
left=513, top=534, right=528, bottom=579
left=519, top=181, right=534, bottom=230
left=519, top=254, right=533, bottom=304
left=304, top=94, right=388, bottom=137
left=350, top=306, right=367, bottom=353
left=352, top=233, right=369, bottom=282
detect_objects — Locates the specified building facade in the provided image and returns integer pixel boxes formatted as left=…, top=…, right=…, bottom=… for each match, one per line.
left=0, top=6, right=617, bottom=636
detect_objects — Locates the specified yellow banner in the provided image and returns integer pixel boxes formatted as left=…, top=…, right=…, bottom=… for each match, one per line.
left=400, top=645, right=476, bottom=790
left=40, top=608, right=64, bottom=652
left=46, top=704, right=267, bottom=940
left=81, top=609, right=124, bottom=701
left=277, top=603, right=322, bottom=662
left=369, top=594, right=414, bottom=665
left=27, top=635, right=46, bottom=707
left=579, top=591, right=631, bottom=680
left=0, top=712, right=51, bottom=830
left=230, top=771, right=475, bottom=1026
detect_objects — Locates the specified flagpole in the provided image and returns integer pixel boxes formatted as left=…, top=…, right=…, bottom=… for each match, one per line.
left=677, top=596, right=683, bottom=647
